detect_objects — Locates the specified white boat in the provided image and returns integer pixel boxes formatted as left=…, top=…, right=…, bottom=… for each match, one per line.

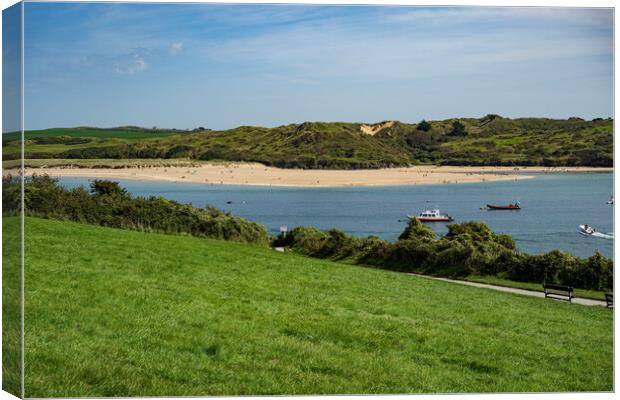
left=606, top=196, right=614, bottom=205
left=579, top=224, right=595, bottom=236
left=579, top=224, right=614, bottom=239
left=408, top=209, right=454, bottom=222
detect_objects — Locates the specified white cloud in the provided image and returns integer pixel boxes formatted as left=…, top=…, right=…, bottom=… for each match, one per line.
left=197, top=8, right=613, bottom=81
left=115, top=53, right=148, bottom=74
left=386, top=7, right=613, bottom=27
left=170, top=42, right=183, bottom=55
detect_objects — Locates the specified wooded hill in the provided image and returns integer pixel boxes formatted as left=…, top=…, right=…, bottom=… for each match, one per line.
left=5, top=116, right=613, bottom=168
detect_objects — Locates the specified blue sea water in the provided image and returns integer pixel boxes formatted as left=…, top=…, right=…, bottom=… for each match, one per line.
left=57, top=173, right=614, bottom=259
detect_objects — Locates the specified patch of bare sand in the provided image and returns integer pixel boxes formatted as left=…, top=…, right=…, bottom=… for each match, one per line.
left=359, top=121, right=395, bottom=135
left=8, top=163, right=570, bottom=187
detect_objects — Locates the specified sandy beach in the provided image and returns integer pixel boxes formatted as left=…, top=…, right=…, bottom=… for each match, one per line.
left=10, top=163, right=611, bottom=187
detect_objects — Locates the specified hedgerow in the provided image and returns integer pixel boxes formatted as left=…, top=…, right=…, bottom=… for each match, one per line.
left=274, top=218, right=613, bottom=290
left=3, top=175, right=269, bottom=245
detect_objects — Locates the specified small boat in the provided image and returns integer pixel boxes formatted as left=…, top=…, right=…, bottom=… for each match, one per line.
left=579, top=224, right=596, bottom=236
left=409, top=209, right=454, bottom=222
left=606, top=196, right=614, bottom=205
left=487, top=202, right=521, bottom=210
left=579, top=224, right=614, bottom=239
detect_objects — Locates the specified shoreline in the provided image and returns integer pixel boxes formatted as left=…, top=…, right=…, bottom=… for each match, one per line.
left=8, top=163, right=612, bottom=187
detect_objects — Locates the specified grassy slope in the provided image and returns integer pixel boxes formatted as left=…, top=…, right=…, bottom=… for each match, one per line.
left=2, top=216, right=22, bottom=396
left=6, top=117, right=613, bottom=168
left=20, top=216, right=612, bottom=397
left=434, top=117, right=613, bottom=165
left=4, top=127, right=182, bottom=141
left=3, top=127, right=187, bottom=160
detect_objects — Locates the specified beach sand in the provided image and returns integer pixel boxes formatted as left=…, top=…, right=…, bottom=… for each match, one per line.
left=10, top=163, right=610, bottom=187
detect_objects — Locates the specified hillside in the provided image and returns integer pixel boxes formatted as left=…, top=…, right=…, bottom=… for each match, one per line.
left=3, top=116, right=613, bottom=168
left=17, top=216, right=612, bottom=396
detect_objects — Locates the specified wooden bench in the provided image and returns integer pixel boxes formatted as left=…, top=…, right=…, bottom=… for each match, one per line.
left=605, top=293, right=613, bottom=308
left=543, top=283, right=574, bottom=302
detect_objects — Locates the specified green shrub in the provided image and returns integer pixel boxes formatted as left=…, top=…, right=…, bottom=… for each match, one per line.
left=5, top=175, right=268, bottom=245
left=447, top=120, right=467, bottom=137
left=398, top=218, right=436, bottom=241
left=279, top=218, right=613, bottom=291
left=416, top=120, right=432, bottom=132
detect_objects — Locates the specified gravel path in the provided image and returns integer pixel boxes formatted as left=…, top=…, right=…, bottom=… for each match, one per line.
left=407, top=273, right=608, bottom=307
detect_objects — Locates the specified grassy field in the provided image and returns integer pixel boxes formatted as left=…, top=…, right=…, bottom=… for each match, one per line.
left=19, top=216, right=612, bottom=397
left=3, top=127, right=187, bottom=161
left=3, top=127, right=182, bottom=141
left=4, top=116, right=612, bottom=168
left=465, top=275, right=609, bottom=301
left=2, top=216, right=22, bottom=397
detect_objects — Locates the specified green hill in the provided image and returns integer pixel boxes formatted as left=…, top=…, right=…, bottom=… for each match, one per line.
left=3, top=126, right=184, bottom=141
left=4, top=116, right=613, bottom=168
left=15, top=216, right=612, bottom=396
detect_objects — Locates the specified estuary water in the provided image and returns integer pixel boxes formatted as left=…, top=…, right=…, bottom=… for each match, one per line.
left=58, top=172, right=614, bottom=259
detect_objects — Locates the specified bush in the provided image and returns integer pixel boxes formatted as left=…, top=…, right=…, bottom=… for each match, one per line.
left=6, top=175, right=269, bottom=245
left=278, top=217, right=613, bottom=291
left=447, top=121, right=468, bottom=137
left=574, top=252, right=613, bottom=290
left=416, top=120, right=432, bottom=132
left=398, top=218, right=436, bottom=241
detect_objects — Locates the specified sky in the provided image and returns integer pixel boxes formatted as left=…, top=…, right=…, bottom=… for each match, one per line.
left=3, top=2, right=22, bottom=133
left=16, top=3, right=615, bottom=131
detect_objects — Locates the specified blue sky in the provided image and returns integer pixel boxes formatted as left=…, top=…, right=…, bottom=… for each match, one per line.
left=21, top=3, right=613, bottom=130
left=3, top=2, right=21, bottom=132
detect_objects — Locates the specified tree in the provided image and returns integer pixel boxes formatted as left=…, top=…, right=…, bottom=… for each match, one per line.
left=482, top=114, right=501, bottom=121
left=90, top=180, right=128, bottom=197
left=416, top=119, right=432, bottom=132
left=448, top=120, right=467, bottom=137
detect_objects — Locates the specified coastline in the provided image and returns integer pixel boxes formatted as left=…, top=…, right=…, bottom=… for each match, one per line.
left=8, top=163, right=611, bottom=187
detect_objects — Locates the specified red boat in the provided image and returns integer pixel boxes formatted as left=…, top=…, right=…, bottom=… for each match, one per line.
left=487, top=202, right=521, bottom=210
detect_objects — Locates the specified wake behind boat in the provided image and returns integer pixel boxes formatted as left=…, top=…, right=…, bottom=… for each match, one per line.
left=409, top=209, right=454, bottom=222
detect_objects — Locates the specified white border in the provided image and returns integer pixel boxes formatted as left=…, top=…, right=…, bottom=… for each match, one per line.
left=0, top=1, right=616, bottom=400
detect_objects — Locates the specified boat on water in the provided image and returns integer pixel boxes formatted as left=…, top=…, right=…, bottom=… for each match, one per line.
left=606, top=196, right=614, bottom=205
left=409, top=209, right=454, bottom=222
left=579, top=224, right=595, bottom=236
left=487, top=202, right=521, bottom=210
left=578, top=224, right=614, bottom=239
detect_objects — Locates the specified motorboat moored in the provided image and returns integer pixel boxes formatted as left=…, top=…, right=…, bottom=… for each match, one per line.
left=409, top=209, right=454, bottom=222
left=487, top=202, right=521, bottom=210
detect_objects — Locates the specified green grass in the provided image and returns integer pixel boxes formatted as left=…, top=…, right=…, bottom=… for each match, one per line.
left=19, top=216, right=612, bottom=396
left=435, top=118, right=612, bottom=166
left=464, top=275, right=609, bottom=301
left=4, top=127, right=181, bottom=141
left=4, top=141, right=119, bottom=156
left=2, top=216, right=22, bottom=397
left=2, top=127, right=187, bottom=160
